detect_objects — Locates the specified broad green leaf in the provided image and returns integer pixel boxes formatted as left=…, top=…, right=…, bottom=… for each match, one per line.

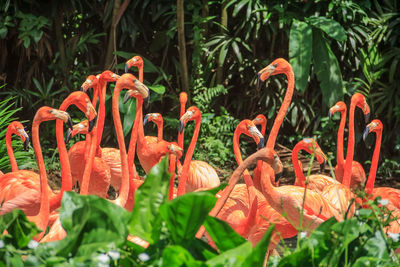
left=306, top=16, right=347, bottom=42
left=289, top=19, right=312, bottom=93
left=231, top=41, right=242, bottom=63
left=148, top=84, right=166, bottom=95
left=159, top=191, right=217, bottom=244
left=129, top=156, right=170, bottom=244
left=312, top=30, right=344, bottom=106
left=113, top=50, right=135, bottom=59
left=206, top=241, right=252, bottom=267
left=245, top=225, right=274, bottom=266
left=218, top=42, right=229, bottom=68
left=161, top=245, right=208, bottom=267
left=0, top=27, right=8, bottom=39
left=361, top=230, right=390, bottom=259
left=123, top=99, right=136, bottom=136
left=203, top=216, right=246, bottom=252
left=0, top=209, right=39, bottom=248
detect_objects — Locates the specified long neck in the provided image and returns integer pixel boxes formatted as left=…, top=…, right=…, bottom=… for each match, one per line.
left=96, top=79, right=107, bottom=147
left=177, top=117, right=201, bottom=196
left=365, top=130, right=381, bottom=194
left=6, top=128, right=18, bottom=172
left=92, top=87, right=98, bottom=109
left=337, top=109, right=346, bottom=167
left=232, top=129, right=254, bottom=187
left=137, top=98, right=146, bottom=147
left=255, top=121, right=267, bottom=176
left=266, top=69, right=294, bottom=149
left=156, top=120, right=163, bottom=141
left=31, top=119, right=49, bottom=240
left=292, top=144, right=306, bottom=187
left=127, top=97, right=143, bottom=180
left=168, top=154, right=176, bottom=200
left=139, top=65, right=143, bottom=83
left=178, top=100, right=186, bottom=149
left=112, top=84, right=129, bottom=207
left=342, top=102, right=356, bottom=187
left=80, top=126, right=97, bottom=195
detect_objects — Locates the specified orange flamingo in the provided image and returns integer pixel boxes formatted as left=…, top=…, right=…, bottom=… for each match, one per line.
left=321, top=93, right=370, bottom=215
left=329, top=101, right=366, bottom=189
left=0, top=107, right=72, bottom=239
left=143, top=113, right=163, bottom=141
left=292, top=138, right=339, bottom=194
left=177, top=106, right=220, bottom=195
left=5, top=121, right=29, bottom=173
left=178, top=92, right=187, bottom=149
left=257, top=58, right=293, bottom=190
left=363, top=119, right=400, bottom=209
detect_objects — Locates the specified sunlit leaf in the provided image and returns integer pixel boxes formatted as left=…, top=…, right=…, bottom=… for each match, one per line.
left=306, top=16, right=347, bottom=42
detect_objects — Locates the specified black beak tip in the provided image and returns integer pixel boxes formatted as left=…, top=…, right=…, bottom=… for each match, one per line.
left=143, top=114, right=150, bottom=126
left=275, top=171, right=283, bottom=183
left=179, top=120, right=185, bottom=134
left=23, top=138, right=29, bottom=151
left=257, top=138, right=265, bottom=150
left=256, top=74, right=262, bottom=91
left=124, top=63, right=129, bottom=73
left=364, top=113, right=370, bottom=124
left=363, top=126, right=370, bottom=141
left=80, top=87, right=85, bottom=92
left=179, top=156, right=184, bottom=166
left=123, top=91, right=131, bottom=104
left=328, top=111, right=332, bottom=120
left=67, top=116, right=74, bottom=130
left=65, top=129, right=72, bottom=144
left=89, top=115, right=97, bottom=132
left=320, top=161, right=326, bottom=173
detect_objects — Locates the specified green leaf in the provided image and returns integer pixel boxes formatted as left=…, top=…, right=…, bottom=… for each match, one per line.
left=289, top=19, right=312, bottom=93
left=161, top=245, right=207, bottom=267
left=159, top=191, right=217, bottom=244
left=0, top=27, right=8, bottom=39
left=203, top=216, right=246, bottom=252
left=122, top=99, right=136, bottom=136
left=148, top=84, right=165, bottom=95
left=129, top=156, right=170, bottom=244
left=231, top=41, right=242, bottom=63
left=306, top=16, right=347, bottom=42
left=312, top=30, right=344, bottom=106
left=0, top=209, right=39, bottom=248
left=206, top=241, right=253, bottom=267
left=218, top=42, right=229, bottom=68
left=245, top=225, right=274, bottom=266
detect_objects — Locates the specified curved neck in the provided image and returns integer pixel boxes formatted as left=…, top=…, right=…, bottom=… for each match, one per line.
left=92, top=87, right=98, bottom=109
left=292, top=144, right=306, bottom=187
left=168, top=154, right=176, bottom=200
left=342, top=102, right=356, bottom=187
left=112, top=84, right=129, bottom=207
left=337, top=109, right=346, bottom=167
left=266, top=69, right=294, bottom=149
left=156, top=120, right=163, bottom=141
left=80, top=127, right=97, bottom=195
left=6, top=128, right=18, bottom=172
left=128, top=97, right=143, bottom=180
left=261, top=121, right=266, bottom=137
left=96, top=80, right=107, bottom=148
left=233, top=128, right=254, bottom=187
left=178, top=100, right=186, bottom=149
left=138, top=65, right=143, bottom=83
left=365, top=129, right=381, bottom=194
left=31, top=119, right=49, bottom=239
left=177, top=116, right=201, bottom=196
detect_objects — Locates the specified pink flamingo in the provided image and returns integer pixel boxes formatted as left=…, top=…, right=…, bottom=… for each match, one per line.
left=329, top=101, right=366, bottom=189
left=5, top=121, right=29, bottom=173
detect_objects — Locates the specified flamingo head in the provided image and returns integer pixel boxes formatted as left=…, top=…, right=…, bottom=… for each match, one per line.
left=35, top=107, right=73, bottom=130
left=65, top=120, right=89, bottom=144
left=143, top=113, right=162, bottom=126
left=125, top=56, right=144, bottom=73
left=179, top=106, right=201, bottom=133
left=121, top=74, right=150, bottom=104
left=363, top=119, right=383, bottom=141
left=179, top=92, right=188, bottom=105
left=80, top=75, right=98, bottom=92
left=351, top=93, right=370, bottom=123
left=167, top=142, right=183, bottom=159
left=64, top=92, right=98, bottom=127
left=257, top=58, right=291, bottom=90
left=237, top=119, right=265, bottom=150
left=329, top=101, right=346, bottom=119
left=252, top=114, right=267, bottom=126
left=300, top=138, right=327, bottom=172
left=9, top=121, right=29, bottom=151
left=99, top=70, right=120, bottom=82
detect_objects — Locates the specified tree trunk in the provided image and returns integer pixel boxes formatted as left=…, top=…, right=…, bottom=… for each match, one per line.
left=216, top=1, right=227, bottom=85
left=104, top=0, right=121, bottom=69
left=177, top=0, right=189, bottom=92
left=54, top=7, right=66, bottom=78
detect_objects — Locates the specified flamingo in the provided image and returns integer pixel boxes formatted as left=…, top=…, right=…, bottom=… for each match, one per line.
left=0, top=107, right=72, bottom=239
left=256, top=58, right=293, bottom=191
left=321, top=93, right=370, bottom=216
left=178, top=92, right=187, bottom=149
left=292, top=138, right=340, bottom=194
left=362, top=119, right=400, bottom=210
left=329, top=101, right=366, bottom=189
left=143, top=113, right=163, bottom=141
left=177, top=106, right=220, bottom=195
left=5, top=121, right=29, bottom=173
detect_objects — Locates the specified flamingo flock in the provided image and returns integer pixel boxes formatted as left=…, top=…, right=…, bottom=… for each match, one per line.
left=0, top=56, right=398, bottom=256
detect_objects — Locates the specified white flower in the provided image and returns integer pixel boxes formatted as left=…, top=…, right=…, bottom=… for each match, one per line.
left=97, top=253, right=110, bottom=264
left=108, top=250, right=120, bottom=260
left=378, top=199, right=389, bottom=206
left=388, top=232, right=400, bottom=242
left=27, top=240, right=39, bottom=249
left=355, top=210, right=359, bottom=216
left=299, top=232, right=307, bottom=239
left=0, top=240, right=4, bottom=248
left=138, top=252, right=150, bottom=262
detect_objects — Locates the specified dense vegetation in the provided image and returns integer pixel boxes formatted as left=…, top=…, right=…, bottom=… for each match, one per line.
left=1, top=158, right=400, bottom=266
left=0, top=1, right=399, bottom=174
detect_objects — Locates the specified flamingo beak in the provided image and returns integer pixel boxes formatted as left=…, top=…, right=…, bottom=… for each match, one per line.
left=179, top=155, right=184, bottom=165
left=363, top=126, right=370, bottom=141
left=320, top=161, right=326, bottom=173
left=143, top=114, right=150, bottom=126
left=88, top=115, right=97, bottom=132
left=65, top=129, right=72, bottom=144
left=328, top=110, right=332, bottom=120
left=23, top=137, right=29, bottom=151
left=257, top=73, right=262, bottom=91
left=123, top=91, right=131, bottom=104
left=67, top=115, right=74, bottom=130
left=364, top=112, right=370, bottom=124
left=80, top=87, right=85, bottom=92
left=179, top=120, right=185, bottom=134
left=125, top=63, right=130, bottom=73
left=258, top=137, right=265, bottom=150
left=275, top=171, right=283, bottom=183
left=144, top=92, right=150, bottom=108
